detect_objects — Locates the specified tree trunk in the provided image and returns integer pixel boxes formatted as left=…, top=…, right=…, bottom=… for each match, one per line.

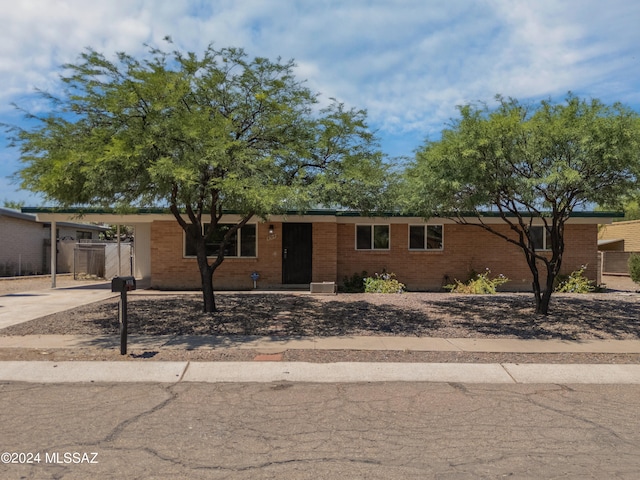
left=532, top=278, right=545, bottom=315
left=537, top=287, right=552, bottom=315
left=527, top=255, right=547, bottom=315
left=196, top=253, right=216, bottom=313
left=533, top=263, right=558, bottom=315
left=200, top=267, right=216, bottom=313
left=537, top=262, right=559, bottom=315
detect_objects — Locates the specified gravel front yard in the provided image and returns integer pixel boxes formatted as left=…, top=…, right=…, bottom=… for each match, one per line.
left=1, top=276, right=639, bottom=363
left=3, top=291, right=640, bottom=341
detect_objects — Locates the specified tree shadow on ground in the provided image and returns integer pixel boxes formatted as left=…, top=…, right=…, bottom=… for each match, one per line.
left=2, top=292, right=638, bottom=340
left=294, top=297, right=443, bottom=336
left=1, top=293, right=443, bottom=337
left=120, top=294, right=445, bottom=337
left=425, top=294, right=640, bottom=340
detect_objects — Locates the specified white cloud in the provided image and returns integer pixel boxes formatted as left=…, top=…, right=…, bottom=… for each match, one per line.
left=487, top=0, right=640, bottom=99
left=1, top=0, right=639, bottom=174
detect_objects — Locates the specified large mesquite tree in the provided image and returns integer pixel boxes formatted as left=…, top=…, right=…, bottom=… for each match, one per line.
left=407, top=94, right=640, bottom=314
left=7, top=41, right=390, bottom=312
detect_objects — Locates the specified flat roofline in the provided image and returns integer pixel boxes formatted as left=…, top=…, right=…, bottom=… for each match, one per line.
left=22, top=207, right=624, bottom=219
left=1, top=207, right=107, bottom=230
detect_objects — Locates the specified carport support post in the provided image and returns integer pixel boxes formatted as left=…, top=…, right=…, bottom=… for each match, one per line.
left=117, top=225, right=121, bottom=277
left=119, top=290, right=128, bottom=355
left=50, top=220, right=56, bottom=288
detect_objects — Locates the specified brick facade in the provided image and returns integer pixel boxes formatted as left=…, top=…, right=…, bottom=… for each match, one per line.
left=149, top=218, right=598, bottom=291
left=337, top=223, right=597, bottom=290
left=598, top=220, right=640, bottom=252
left=151, top=221, right=282, bottom=290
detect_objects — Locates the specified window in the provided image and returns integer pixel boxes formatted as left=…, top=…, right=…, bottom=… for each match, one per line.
left=76, top=231, right=92, bottom=240
left=240, top=225, right=257, bottom=257
left=409, top=225, right=443, bottom=250
left=356, top=225, right=389, bottom=250
left=529, top=226, right=551, bottom=251
left=184, top=224, right=257, bottom=257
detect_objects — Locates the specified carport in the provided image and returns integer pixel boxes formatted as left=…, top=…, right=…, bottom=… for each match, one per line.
left=21, top=208, right=155, bottom=288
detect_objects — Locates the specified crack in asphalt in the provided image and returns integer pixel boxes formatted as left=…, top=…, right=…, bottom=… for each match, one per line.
left=100, top=384, right=180, bottom=444
left=3, top=382, right=640, bottom=478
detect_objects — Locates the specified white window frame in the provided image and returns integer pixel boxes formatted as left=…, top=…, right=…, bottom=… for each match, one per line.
left=355, top=224, right=390, bottom=251
left=408, top=224, right=444, bottom=251
left=184, top=223, right=258, bottom=258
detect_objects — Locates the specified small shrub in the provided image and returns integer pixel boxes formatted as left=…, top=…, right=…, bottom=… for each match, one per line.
left=445, top=269, right=509, bottom=294
left=629, top=254, right=640, bottom=285
left=341, top=271, right=368, bottom=293
left=363, top=272, right=405, bottom=294
left=554, top=266, right=595, bottom=293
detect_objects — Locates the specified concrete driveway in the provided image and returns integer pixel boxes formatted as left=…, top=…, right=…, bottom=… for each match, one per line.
left=0, top=283, right=117, bottom=330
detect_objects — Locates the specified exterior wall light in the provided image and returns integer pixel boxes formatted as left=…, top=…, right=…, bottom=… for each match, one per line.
left=268, top=224, right=275, bottom=235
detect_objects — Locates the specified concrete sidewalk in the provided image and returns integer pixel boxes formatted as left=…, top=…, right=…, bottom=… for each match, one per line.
left=1, top=360, right=640, bottom=384
left=1, top=334, right=640, bottom=384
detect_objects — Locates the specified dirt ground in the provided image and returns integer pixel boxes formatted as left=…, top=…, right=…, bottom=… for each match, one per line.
left=4, top=289, right=640, bottom=340
left=0, top=274, right=106, bottom=294
left=1, top=274, right=639, bottom=363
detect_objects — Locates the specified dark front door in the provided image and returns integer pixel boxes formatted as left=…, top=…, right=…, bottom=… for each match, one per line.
left=282, top=223, right=312, bottom=284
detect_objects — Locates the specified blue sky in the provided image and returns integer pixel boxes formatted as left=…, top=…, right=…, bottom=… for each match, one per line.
left=1, top=0, right=639, bottom=205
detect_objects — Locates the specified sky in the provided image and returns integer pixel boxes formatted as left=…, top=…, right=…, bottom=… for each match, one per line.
left=1, top=0, right=639, bottom=205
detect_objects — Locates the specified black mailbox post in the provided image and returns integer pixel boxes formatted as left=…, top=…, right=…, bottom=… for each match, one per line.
left=111, top=276, right=136, bottom=355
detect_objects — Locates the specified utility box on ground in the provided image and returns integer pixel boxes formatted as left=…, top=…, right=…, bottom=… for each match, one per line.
left=310, top=281, right=337, bottom=295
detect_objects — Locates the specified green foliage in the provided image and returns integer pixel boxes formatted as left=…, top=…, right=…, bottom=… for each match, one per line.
left=5, top=40, right=389, bottom=312
left=445, top=269, right=509, bottom=294
left=2, top=200, right=25, bottom=210
left=341, top=271, right=368, bottom=293
left=629, top=254, right=640, bottom=285
left=597, top=196, right=640, bottom=221
left=554, top=266, right=595, bottom=293
left=408, top=95, right=640, bottom=217
left=363, top=272, right=406, bottom=294
left=99, top=224, right=134, bottom=242
left=622, top=200, right=640, bottom=221
left=8, top=43, right=389, bottom=215
left=407, top=93, right=640, bottom=313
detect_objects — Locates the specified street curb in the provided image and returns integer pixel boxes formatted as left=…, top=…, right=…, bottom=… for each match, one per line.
left=0, top=361, right=187, bottom=383
left=2, top=361, right=640, bottom=384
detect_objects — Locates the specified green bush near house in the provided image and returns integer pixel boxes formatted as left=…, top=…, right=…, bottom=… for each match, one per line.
left=445, top=269, right=509, bottom=294
left=363, top=272, right=406, bottom=294
left=554, top=266, right=595, bottom=293
left=341, top=271, right=368, bottom=293
left=629, top=254, right=640, bottom=285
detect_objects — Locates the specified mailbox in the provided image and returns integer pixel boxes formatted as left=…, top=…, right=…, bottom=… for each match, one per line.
left=111, top=276, right=136, bottom=355
left=111, top=276, right=136, bottom=293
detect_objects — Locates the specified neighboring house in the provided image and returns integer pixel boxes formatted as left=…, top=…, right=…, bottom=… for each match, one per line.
left=0, top=207, right=108, bottom=276
left=598, top=219, right=640, bottom=252
left=598, top=219, right=640, bottom=275
left=23, top=208, right=614, bottom=291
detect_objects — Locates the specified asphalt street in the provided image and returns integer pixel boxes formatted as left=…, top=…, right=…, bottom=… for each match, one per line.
left=1, top=381, right=639, bottom=479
